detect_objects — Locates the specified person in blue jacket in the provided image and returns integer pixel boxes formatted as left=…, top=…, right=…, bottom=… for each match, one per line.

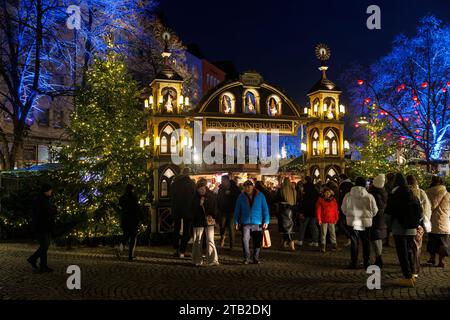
left=234, top=180, right=270, bottom=264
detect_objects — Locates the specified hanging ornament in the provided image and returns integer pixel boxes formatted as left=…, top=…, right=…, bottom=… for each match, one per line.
left=412, top=95, right=418, bottom=101
left=415, top=129, right=420, bottom=133
left=421, top=82, right=428, bottom=88
left=357, top=79, right=364, bottom=85
left=401, top=84, right=405, bottom=89
left=443, top=88, right=447, bottom=93
left=397, top=85, right=402, bottom=92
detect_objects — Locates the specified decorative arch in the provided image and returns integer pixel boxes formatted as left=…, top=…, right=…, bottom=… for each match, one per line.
left=160, top=166, right=177, bottom=198
left=242, top=89, right=259, bottom=114
left=324, top=127, right=339, bottom=156
left=312, top=98, right=320, bottom=115
left=311, top=166, right=321, bottom=183
left=310, top=128, right=320, bottom=156
left=161, top=87, right=177, bottom=113
left=160, top=123, right=177, bottom=154
left=219, top=92, right=235, bottom=114
left=266, top=95, right=282, bottom=116
left=323, top=97, right=336, bottom=119
left=325, top=165, right=341, bottom=182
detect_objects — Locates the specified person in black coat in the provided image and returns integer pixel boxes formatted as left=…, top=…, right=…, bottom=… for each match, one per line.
left=369, top=174, right=388, bottom=268
left=171, top=168, right=196, bottom=258
left=118, top=184, right=142, bottom=261
left=27, top=183, right=56, bottom=273
left=217, top=175, right=241, bottom=249
left=298, top=176, right=320, bottom=246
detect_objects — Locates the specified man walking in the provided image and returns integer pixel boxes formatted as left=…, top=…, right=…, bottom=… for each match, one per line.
left=341, top=177, right=378, bottom=269
left=234, top=180, right=270, bottom=264
left=27, top=183, right=56, bottom=273
left=171, top=168, right=196, bottom=258
left=217, top=175, right=240, bottom=249
left=298, top=176, right=320, bottom=247
left=118, top=184, right=143, bottom=261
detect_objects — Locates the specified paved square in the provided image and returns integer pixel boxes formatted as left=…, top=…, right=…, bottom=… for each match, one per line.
left=1, top=226, right=449, bottom=300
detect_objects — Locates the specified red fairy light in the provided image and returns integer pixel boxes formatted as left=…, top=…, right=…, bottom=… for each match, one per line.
left=397, top=86, right=402, bottom=92
left=354, top=124, right=360, bottom=128
left=405, top=117, right=409, bottom=121
left=416, top=136, right=421, bottom=139
left=364, top=98, right=371, bottom=104
left=400, top=136, right=406, bottom=141
left=357, top=79, right=364, bottom=85
left=401, top=84, right=405, bottom=89
left=414, top=111, right=419, bottom=115
left=415, top=129, right=420, bottom=133
left=412, top=95, right=418, bottom=101
left=443, top=88, right=447, bottom=93
left=398, top=117, right=402, bottom=121
left=421, top=82, right=428, bottom=88
left=447, top=81, right=450, bottom=86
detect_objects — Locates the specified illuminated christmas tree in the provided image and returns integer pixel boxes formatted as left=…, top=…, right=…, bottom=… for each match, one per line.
left=53, top=50, right=148, bottom=240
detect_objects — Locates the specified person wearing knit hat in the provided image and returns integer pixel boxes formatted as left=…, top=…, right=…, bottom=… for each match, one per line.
left=27, top=183, right=55, bottom=273
left=369, top=174, right=388, bottom=268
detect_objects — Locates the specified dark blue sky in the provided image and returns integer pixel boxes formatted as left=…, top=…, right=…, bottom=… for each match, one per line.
left=159, top=0, right=450, bottom=105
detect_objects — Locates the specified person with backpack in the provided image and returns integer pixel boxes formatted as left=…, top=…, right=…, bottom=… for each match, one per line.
left=368, top=174, right=388, bottom=268
left=407, top=174, right=432, bottom=276
left=426, top=176, right=450, bottom=268
left=385, top=173, right=422, bottom=287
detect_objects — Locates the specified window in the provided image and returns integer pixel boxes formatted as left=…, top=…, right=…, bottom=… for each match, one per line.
left=323, top=97, right=336, bottom=119
left=160, top=168, right=176, bottom=198
left=170, top=136, right=177, bottom=154
left=220, top=92, right=235, bottom=114
left=311, top=129, right=320, bottom=156
left=243, top=89, right=259, bottom=114
left=161, top=136, right=168, bottom=153
left=324, top=128, right=339, bottom=156
left=267, top=95, right=281, bottom=116
left=161, top=87, right=177, bottom=113
left=53, top=109, right=64, bottom=128
left=37, top=109, right=49, bottom=126
left=160, top=124, right=175, bottom=154
left=313, top=98, right=319, bottom=114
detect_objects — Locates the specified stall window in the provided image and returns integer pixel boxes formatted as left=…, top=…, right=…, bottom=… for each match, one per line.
left=324, top=129, right=339, bottom=156
left=311, top=129, right=320, bottom=156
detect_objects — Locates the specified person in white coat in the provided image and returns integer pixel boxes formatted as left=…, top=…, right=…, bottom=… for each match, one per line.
left=341, top=177, right=378, bottom=269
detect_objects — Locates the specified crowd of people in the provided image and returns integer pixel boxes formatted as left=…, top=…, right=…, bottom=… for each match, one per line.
left=26, top=170, right=450, bottom=288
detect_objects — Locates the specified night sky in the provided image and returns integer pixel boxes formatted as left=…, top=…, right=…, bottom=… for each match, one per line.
left=159, top=0, right=450, bottom=106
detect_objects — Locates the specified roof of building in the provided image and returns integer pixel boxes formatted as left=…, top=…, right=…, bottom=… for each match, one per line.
left=307, top=67, right=341, bottom=94
left=154, top=63, right=183, bottom=82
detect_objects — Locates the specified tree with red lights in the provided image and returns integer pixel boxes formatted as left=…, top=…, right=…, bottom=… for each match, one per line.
left=347, top=16, right=450, bottom=169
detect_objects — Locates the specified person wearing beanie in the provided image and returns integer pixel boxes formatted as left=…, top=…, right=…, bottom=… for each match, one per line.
left=369, top=174, right=388, bottom=268
left=27, top=183, right=56, bottom=273
left=341, top=177, right=378, bottom=269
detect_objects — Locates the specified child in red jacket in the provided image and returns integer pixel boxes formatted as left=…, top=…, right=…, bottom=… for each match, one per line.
left=316, top=187, right=339, bottom=252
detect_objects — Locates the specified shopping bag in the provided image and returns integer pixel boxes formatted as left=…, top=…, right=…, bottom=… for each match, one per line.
left=262, top=229, right=271, bottom=248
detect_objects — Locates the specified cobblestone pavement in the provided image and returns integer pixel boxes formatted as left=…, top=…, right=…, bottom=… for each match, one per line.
left=1, top=224, right=449, bottom=300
